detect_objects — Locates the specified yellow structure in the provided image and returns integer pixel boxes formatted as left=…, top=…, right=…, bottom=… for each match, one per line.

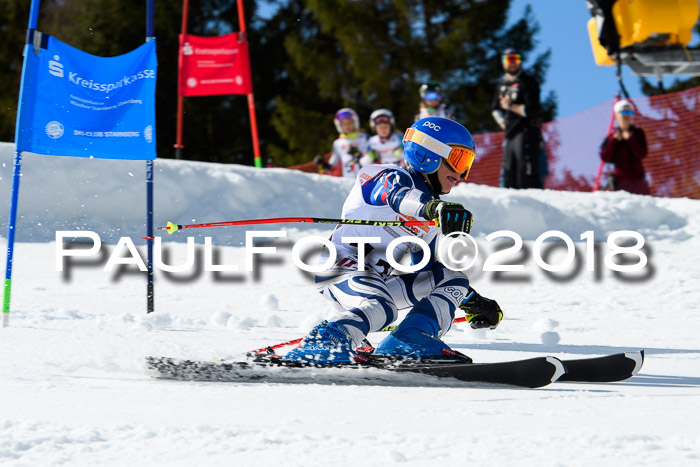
left=613, top=0, right=698, bottom=48
left=588, top=17, right=616, bottom=66
left=588, top=0, right=700, bottom=66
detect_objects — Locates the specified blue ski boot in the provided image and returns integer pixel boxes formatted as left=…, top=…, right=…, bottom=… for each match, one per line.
left=284, top=321, right=355, bottom=366
left=374, top=308, right=470, bottom=362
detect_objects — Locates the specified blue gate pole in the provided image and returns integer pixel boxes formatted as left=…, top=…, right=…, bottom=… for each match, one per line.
left=146, top=160, right=154, bottom=313
left=3, top=153, right=23, bottom=327
left=146, top=0, right=155, bottom=313
left=3, top=0, right=42, bottom=327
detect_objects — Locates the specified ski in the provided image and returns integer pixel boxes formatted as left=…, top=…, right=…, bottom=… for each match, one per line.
left=248, top=336, right=645, bottom=385
left=146, top=355, right=565, bottom=389
left=146, top=348, right=643, bottom=388
left=374, top=355, right=565, bottom=388
left=559, top=350, right=644, bottom=382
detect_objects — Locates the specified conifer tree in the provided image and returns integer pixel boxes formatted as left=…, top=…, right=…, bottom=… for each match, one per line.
left=0, top=0, right=268, bottom=164
left=266, top=0, right=556, bottom=166
left=0, top=0, right=30, bottom=141
left=0, top=0, right=555, bottom=167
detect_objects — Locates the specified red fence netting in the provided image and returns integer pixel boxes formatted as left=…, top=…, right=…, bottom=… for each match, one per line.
left=290, top=86, right=700, bottom=199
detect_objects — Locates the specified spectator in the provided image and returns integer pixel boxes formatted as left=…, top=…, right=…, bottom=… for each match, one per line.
left=415, top=81, right=454, bottom=121
left=599, top=99, right=650, bottom=195
left=315, top=108, right=369, bottom=178
left=361, top=109, right=404, bottom=167
left=492, top=48, right=543, bottom=189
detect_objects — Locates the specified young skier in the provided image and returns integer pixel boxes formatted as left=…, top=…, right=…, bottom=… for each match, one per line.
left=325, top=108, right=370, bottom=178
left=361, top=108, right=405, bottom=167
left=414, top=81, right=454, bottom=121
left=285, top=117, right=503, bottom=365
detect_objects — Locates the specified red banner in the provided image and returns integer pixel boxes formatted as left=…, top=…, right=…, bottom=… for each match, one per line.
left=178, top=33, right=252, bottom=97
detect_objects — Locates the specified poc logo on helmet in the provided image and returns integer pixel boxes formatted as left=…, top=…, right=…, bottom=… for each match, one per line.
left=422, top=121, right=441, bottom=131
left=422, top=137, right=443, bottom=151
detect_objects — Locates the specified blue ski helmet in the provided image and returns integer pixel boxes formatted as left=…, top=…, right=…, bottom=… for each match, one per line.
left=403, top=117, right=476, bottom=175
left=420, top=81, right=442, bottom=102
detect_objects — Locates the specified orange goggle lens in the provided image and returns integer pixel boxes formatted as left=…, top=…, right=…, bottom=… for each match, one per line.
left=445, top=146, right=475, bottom=180
left=502, top=54, right=521, bottom=66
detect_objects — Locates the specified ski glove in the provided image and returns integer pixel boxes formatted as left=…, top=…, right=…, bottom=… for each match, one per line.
left=422, top=200, right=473, bottom=235
left=460, top=288, right=503, bottom=330
left=347, top=146, right=361, bottom=159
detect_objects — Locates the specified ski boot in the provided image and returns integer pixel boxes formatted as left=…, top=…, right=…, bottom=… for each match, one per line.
left=283, top=321, right=355, bottom=366
left=460, top=288, right=503, bottom=329
left=374, top=309, right=471, bottom=362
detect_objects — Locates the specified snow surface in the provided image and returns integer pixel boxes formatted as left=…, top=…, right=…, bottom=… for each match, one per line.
left=1, top=142, right=699, bottom=466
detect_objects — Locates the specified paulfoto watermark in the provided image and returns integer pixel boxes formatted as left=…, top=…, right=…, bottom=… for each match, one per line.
left=55, top=229, right=649, bottom=275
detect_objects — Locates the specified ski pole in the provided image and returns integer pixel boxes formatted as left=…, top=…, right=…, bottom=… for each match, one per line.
left=158, top=217, right=436, bottom=234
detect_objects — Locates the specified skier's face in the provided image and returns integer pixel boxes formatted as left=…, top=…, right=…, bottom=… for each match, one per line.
left=340, top=118, right=356, bottom=134
left=375, top=122, right=392, bottom=138
left=435, top=159, right=462, bottom=194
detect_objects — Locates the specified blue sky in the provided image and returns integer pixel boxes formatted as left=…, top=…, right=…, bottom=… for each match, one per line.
left=508, top=1, right=694, bottom=118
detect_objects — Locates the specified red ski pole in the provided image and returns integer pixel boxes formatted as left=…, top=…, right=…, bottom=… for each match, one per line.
left=158, top=217, right=436, bottom=234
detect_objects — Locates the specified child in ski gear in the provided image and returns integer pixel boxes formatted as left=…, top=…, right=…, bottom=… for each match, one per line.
left=324, top=108, right=370, bottom=178
left=599, top=100, right=650, bottom=195
left=492, top=49, right=544, bottom=189
left=414, top=81, right=454, bottom=121
left=285, top=117, right=503, bottom=365
left=361, top=109, right=404, bottom=167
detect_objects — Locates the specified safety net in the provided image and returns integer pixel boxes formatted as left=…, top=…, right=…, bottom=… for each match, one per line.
left=291, top=86, right=700, bottom=199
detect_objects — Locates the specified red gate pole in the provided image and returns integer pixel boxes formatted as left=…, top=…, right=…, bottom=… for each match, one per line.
left=174, top=0, right=190, bottom=159
left=236, top=0, right=263, bottom=168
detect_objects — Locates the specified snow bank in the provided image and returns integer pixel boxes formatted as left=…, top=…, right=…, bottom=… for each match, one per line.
left=0, top=143, right=352, bottom=244
left=2, top=142, right=699, bottom=245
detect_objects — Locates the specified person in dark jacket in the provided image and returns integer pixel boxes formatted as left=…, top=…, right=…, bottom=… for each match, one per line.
left=492, top=48, right=543, bottom=189
left=599, top=99, right=650, bottom=195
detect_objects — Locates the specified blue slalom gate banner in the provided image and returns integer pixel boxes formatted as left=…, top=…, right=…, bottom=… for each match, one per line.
left=16, top=32, right=157, bottom=160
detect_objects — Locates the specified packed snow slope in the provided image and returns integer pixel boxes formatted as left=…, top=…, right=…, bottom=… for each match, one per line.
left=1, top=142, right=700, bottom=466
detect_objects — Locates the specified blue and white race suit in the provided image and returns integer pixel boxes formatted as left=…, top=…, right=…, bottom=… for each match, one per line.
left=315, top=165, right=470, bottom=347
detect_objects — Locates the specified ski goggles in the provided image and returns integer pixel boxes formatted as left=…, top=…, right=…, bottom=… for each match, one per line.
left=373, top=115, right=392, bottom=125
left=619, top=109, right=634, bottom=116
left=335, top=110, right=354, bottom=121
left=424, top=91, right=442, bottom=101
left=403, top=128, right=476, bottom=179
left=502, top=53, right=521, bottom=66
